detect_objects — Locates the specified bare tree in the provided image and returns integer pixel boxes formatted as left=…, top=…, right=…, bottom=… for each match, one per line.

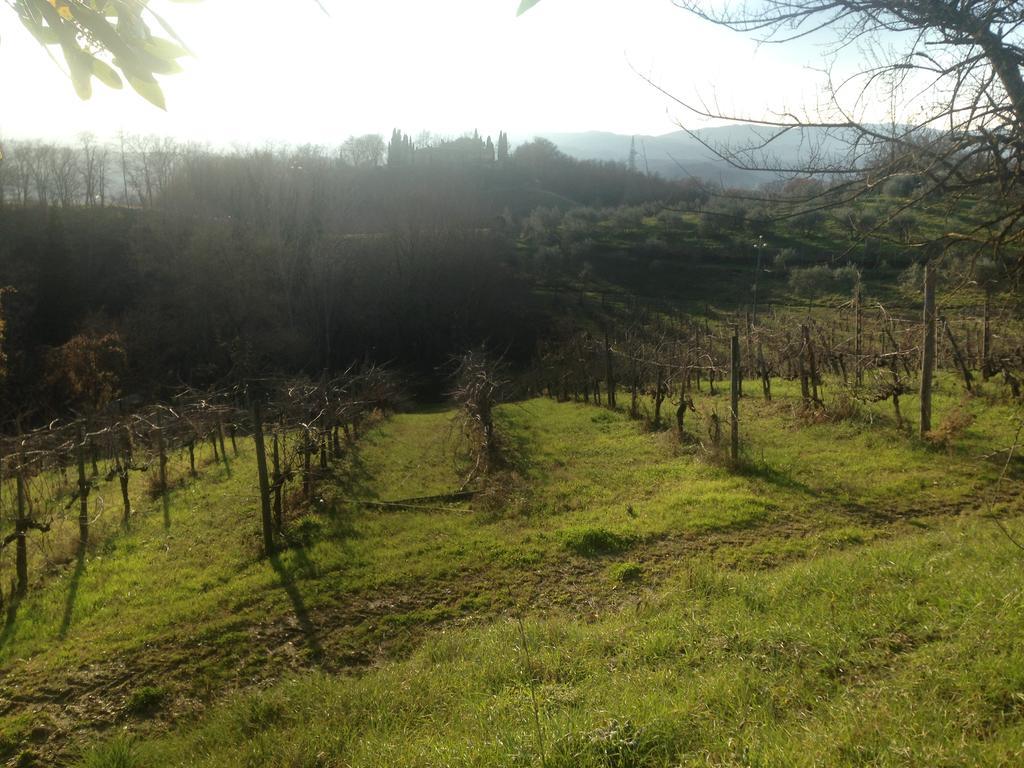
left=668, top=1, right=1024, bottom=258
left=50, top=146, right=82, bottom=208
left=29, top=142, right=54, bottom=206
left=79, top=132, right=109, bottom=207
left=340, top=134, right=386, bottom=168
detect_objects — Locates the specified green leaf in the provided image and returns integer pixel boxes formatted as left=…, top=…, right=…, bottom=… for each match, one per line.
left=517, top=0, right=543, bottom=15
left=143, top=35, right=189, bottom=60
left=19, top=17, right=60, bottom=45
left=60, top=44, right=94, bottom=100
left=124, top=72, right=166, bottom=110
left=90, top=57, right=124, bottom=89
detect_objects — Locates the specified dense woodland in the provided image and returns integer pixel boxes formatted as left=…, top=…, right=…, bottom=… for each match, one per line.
left=0, top=132, right=702, bottom=416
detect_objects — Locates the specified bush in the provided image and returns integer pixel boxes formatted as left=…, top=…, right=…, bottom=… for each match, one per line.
left=564, top=206, right=601, bottom=224
left=654, top=209, right=682, bottom=230
left=791, top=208, right=826, bottom=235
left=789, top=265, right=858, bottom=298
left=886, top=212, right=919, bottom=243
left=746, top=205, right=774, bottom=235
left=899, top=262, right=924, bottom=294
left=560, top=216, right=596, bottom=249
left=612, top=205, right=646, bottom=229
left=774, top=247, right=797, bottom=272
left=522, top=206, right=562, bottom=243
left=883, top=174, right=920, bottom=197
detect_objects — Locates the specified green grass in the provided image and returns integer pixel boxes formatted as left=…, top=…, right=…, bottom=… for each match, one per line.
left=1, top=377, right=1023, bottom=765
left=79, top=517, right=1024, bottom=767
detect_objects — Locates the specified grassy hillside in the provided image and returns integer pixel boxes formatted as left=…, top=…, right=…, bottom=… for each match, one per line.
left=3, top=372, right=1024, bottom=765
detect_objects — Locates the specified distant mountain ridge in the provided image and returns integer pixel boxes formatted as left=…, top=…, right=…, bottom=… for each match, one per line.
left=529, top=125, right=856, bottom=188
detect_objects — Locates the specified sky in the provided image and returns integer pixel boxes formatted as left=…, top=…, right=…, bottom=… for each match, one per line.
left=1, top=0, right=844, bottom=147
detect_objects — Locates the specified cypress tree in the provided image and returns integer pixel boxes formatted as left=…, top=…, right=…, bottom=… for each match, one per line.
left=497, top=131, right=509, bottom=164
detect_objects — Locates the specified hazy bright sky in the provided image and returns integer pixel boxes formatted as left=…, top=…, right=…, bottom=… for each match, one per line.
left=1, top=0, right=841, bottom=146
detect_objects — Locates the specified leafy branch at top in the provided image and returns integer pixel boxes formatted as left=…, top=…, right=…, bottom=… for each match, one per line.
left=9, top=0, right=192, bottom=109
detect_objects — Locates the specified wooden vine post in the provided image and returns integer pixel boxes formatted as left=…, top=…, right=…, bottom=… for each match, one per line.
left=2, top=457, right=52, bottom=598
left=982, top=289, right=992, bottom=381
left=920, top=262, right=937, bottom=437
left=15, top=467, right=29, bottom=597
left=598, top=323, right=614, bottom=409
left=252, top=401, right=275, bottom=555
left=303, top=426, right=312, bottom=499
left=156, top=413, right=168, bottom=493
left=730, top=331, right=740, bottom=463
left=854, top=282, right=863, bottom=388
left=76, top=426, right=90, bottom=546
left=942, top=316, right=973, bottom=393
left=117, top=426, right=133, bottom=522
left=272, top=431, right=283, bottom=533
left=216, top=416, right=228, bottom=461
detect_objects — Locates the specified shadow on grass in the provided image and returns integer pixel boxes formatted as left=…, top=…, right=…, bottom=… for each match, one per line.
left=493, top=408, right=537, bottom=476
left=162, top=490, right=173, bottom=530
left=325, top=446, right=375, bottom=500
left=58, top=546, right=87, bottom=640
left=269, top=553, right=323, bottom=662
left=0, top=598, right=19, bottom=651
left=736, top=458, right=818, bottom=498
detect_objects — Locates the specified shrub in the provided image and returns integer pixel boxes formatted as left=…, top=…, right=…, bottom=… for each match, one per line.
left=774, top=247, right=796, bottom=272
left=789, top=265, right=836, bottom=298
left=883, top=174, right=920, bottom=197
left=522, top=206, right=562, bottom=243
left=791, top=208, right=826, bottom=235
left=654, top=209, right=682, bottom=230
left=899, top=262, right=924, bottom=294
left=560, top=216, right=596, bottom=248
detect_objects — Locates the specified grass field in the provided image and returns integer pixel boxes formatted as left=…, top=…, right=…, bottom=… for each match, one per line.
left=3, top=373, right=1024, bottom=766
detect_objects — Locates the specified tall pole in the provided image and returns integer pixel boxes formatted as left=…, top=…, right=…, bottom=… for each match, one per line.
left=730, top=331, right=740, bottom=463
left=76, top=426, right=90, bottom=546
left=920, top=261, right=937, bottom=436
left=252, top=401, right=275, bottom=555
